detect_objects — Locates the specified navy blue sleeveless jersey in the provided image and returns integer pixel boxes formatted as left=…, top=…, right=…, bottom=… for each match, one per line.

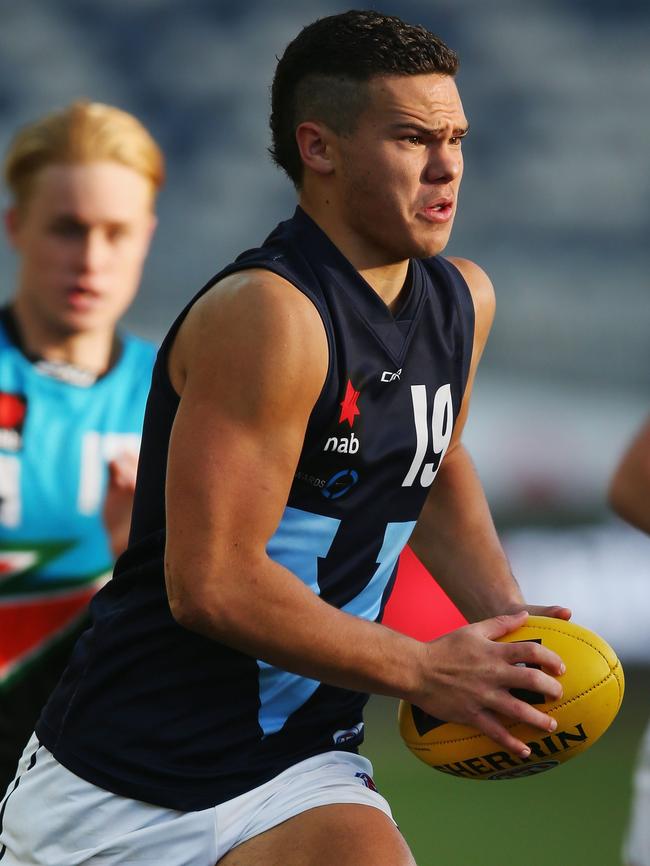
left=36, top=207, right=475, bottom=811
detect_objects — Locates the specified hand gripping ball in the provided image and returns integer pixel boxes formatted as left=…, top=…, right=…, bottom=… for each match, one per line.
left=398, top=616, right=625, bottom=780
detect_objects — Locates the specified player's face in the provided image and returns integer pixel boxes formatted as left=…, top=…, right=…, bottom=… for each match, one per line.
left=6, top=162, right=156, bottom=337
left=335, top=73, right=467, bottom=263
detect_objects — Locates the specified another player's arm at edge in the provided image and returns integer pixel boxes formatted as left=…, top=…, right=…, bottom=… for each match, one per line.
left=607, top=414, right=650, bottom=534
left=409, top=256, right=572, bottom=625
left=164, top=267, right=563, bottom=756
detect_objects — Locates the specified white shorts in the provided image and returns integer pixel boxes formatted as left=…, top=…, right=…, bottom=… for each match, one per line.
left=624, top=720, right=650, bottom=866
left=0, top=734, right=393, bottom=864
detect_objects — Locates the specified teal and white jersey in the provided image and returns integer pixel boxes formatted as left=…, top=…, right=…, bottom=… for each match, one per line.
left=0, top=311, right=156, bottom=685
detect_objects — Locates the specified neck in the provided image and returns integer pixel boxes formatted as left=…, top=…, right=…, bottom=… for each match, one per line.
left=299, top=195, right=410, bottom=312
left=11, top=296, right=116, bottom=374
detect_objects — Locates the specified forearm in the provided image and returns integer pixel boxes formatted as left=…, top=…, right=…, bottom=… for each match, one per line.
left=608, top=418, right=650, bottom=534
left=166, top=550, right=426, bottom=703
left=610, top=482, right=650, bottom=534
left=409, top=443, right=525, bottom=621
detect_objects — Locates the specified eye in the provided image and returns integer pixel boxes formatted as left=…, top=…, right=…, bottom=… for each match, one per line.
left=107, top=225, right=129, bottom=242
left=450, top=130, right=468, bottom=146
left=405, top=135, right=423, bottom=146
left=50, top=220, right=86, bottom=239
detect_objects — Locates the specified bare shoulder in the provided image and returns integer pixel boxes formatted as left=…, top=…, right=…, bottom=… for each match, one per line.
left=449, top=257, right=496, bottom=318
left=178, top=268, right=326, bottom=360
left=170, top=268, right=328, bottom=400
left=445, top=256, right=495, bottom=325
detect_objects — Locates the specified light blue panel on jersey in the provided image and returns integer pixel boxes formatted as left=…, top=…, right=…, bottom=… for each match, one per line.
left=342, top=519, right=416, bottom=621
left=257, top=506, right=340, bottom=737
left=257, top=512, right=415, bottom=736
left=0, top=330, right=155, bottom=590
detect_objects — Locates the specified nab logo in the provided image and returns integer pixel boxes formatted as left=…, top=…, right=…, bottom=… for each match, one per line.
left=324, top=432, right=359, bottom=454
left=381, top=368, right=402, bottom=383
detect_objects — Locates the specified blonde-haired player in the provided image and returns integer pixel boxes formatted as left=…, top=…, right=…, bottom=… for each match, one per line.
left=0, top=100, right=163, bottom=791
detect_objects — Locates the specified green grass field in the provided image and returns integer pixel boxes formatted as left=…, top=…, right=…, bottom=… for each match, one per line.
left=361, top=665, right=648, bottom=866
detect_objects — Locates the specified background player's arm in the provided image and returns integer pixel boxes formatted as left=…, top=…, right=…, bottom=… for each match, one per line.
left=607, top=415, right=650, bottom=534
left=164, top=268, right=563, bottom=754
left=103, top=451, right=140, bottom=557
left=409, top=258, right=570, bottom=623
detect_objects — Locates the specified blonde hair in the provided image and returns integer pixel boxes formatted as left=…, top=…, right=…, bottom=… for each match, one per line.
left=4, top=100, right=165, bottom=208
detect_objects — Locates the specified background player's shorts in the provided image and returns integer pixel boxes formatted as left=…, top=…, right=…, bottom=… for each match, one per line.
left=624, top=720, right=650, bottom=866
left=0, top=734, right=394, bottom=864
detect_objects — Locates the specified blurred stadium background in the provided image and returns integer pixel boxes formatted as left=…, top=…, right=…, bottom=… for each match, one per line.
left=0, top=1, right=648, bottom=862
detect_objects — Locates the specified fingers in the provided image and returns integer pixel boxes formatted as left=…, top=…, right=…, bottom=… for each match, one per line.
left=479, top=647, right=564, bottom=755
left=478, top=610, right=529, bottom=641
left=107, top=452, right=139, bottom=492
left=473, top=693, right=560, bottom=758
left=475, top=608, right=568, bottom=675
left=526, top=604, right=572, bottom=621
left=505, top=659, right=563, bottom=702
left=419, top=613, right=570, bottom=756
left=490, top=686, right=559, bottom=754
left=475, top=663, right=563, bottom=756
left=503, top=639, right=565, bottom=678
left=471, top=709, right=538, bottom=759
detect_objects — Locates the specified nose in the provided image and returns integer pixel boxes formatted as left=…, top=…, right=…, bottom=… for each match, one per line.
left=79, top=228, right=110, bottom=273
left=423, top=145, right=462, bottom=185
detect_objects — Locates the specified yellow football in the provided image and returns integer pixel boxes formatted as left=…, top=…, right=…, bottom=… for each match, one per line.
left=398, top=616, right=625, bottom=780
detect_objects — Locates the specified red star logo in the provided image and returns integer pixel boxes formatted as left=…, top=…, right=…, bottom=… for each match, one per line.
left=339, top=380, right=361, bottom=427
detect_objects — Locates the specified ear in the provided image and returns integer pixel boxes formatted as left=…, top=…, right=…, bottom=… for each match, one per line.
left=4, top=207, right=22, bottom=249
left=145, top=213, right=158, bottom=245
left=295, top=121, right=336, bottom=177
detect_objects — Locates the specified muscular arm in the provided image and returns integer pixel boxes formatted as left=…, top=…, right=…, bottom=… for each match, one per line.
left=165, top=270, right=421, bottom=698
left=409, top=258, right=570, bottom=622
left=608, top=415, right=650, bottom=534
left=410, top=442, right=523, bottom=621
left=164, top=268, right=564, bottom=755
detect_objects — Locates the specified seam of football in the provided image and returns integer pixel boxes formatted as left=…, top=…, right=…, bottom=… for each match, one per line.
left=511, top=623, right=614, bottom=667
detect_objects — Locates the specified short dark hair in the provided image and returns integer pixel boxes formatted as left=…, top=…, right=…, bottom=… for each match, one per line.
left=269, top=10, right=459, bottom=187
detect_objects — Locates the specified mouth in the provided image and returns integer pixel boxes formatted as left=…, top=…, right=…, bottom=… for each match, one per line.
left=66, top=284, right=101, bottom=311
left=420, top=198, right=454, bottom=223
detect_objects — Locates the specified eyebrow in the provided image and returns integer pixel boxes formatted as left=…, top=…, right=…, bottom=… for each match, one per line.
left=50, top=213, right=128, bottom=225
left=391, top=121, right=470, bottom=137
